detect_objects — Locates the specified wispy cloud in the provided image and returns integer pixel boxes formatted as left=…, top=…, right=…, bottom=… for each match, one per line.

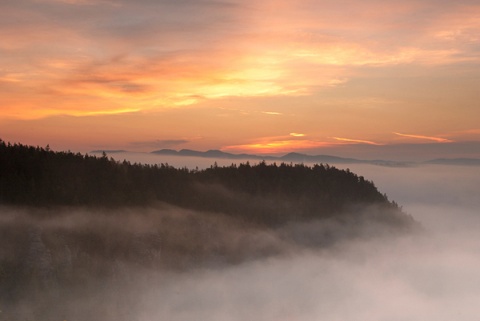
left=464, top=129, right=480, bottom=134
left=73, top=108, right=141, bottom=117
left=394, top=132, right=453, bottom=143
left=332, top=137, right=383, bottom=145
left=447, top=128, right=480, bottom=140
left=290, top=133, right=305, bottom=137
left=217, top=108, right=284, bottom=116
left=262, top=111, right=283, bottom=115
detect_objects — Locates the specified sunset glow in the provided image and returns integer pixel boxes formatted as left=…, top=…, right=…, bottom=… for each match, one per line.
left=1, top=0, right=479, bottom=159
left=224, top=138, right=334, bottom=154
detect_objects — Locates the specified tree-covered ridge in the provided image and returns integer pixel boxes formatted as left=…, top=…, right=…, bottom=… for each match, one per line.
left=0, top=139, right=403, bottom=225
left=0, top=140, right=416, bottom=320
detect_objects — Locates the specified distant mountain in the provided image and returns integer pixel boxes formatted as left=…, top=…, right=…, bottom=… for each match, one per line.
left=151, top=148, right=411, bottom=166
left=96, top=149, right=480, bottom=167
left=425, top=158, right=480, bottom=166
left=152, top=148, right=274, bottom=160
left=280, top=152, right=362, bottom=164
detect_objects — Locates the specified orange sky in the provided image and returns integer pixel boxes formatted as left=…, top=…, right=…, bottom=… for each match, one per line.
left=1, top=0, right=480, bottom=159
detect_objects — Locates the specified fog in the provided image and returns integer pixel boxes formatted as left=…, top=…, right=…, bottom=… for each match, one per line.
left=1, top=163, right=479, bottom=320
left=138, top=164, right=480, bottom=321
left=136, top=164, right=480, bottom=321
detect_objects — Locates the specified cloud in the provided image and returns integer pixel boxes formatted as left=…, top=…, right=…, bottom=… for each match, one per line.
left=261, top=111, right=283, bottom=115
left=3, top=0, right=479, bottom=120
left=394, top=132, right=453, bottom=143
left=461, top=129, right=480, bottom=134
left=442, top=128, right=480, bottom=141
left=289, top=133, right=305, bottom=137
left=73, top=108, right=142, bottom=117
left=332, top=137, right=383, bottom=145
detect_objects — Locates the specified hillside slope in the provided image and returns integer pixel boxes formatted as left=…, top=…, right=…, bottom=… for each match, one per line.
left=0, top=140, right=417, bottom=320
left=0, top=140, right=409, bottom=226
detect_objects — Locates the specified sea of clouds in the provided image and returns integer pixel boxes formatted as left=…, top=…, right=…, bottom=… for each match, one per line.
left=136, top=162, right=480, bottom=321
left=2, top=160, right=479, bottom=320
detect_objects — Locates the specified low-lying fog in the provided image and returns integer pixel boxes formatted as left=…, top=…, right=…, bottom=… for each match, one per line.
left=2, top=158, right=480, bottom=320
left=139, top=163, right=480, bottom=321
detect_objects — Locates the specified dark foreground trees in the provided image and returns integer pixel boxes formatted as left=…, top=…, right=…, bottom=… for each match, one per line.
left=0, top=139, right=405, bottom=226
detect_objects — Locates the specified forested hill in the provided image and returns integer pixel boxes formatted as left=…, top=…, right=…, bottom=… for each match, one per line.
left=0, top=140, right=408, bottom=226
left=0, top=140, right=416, bottom=319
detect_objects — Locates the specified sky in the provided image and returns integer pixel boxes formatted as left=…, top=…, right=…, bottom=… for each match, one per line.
left=1, top=0, right=479, bottom=159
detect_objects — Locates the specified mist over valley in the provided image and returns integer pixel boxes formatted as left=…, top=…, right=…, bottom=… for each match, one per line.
left=0, top=141, right=479, bottom=320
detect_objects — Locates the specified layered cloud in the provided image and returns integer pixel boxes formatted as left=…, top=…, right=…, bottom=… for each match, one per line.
left=1, top=0, right=480, bottom=120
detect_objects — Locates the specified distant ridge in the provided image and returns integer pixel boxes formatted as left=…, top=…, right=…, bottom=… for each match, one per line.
left=279, top=152, right=361, bottom=164
left=151, top=149, right=411, bottom=166
left=152, top=148, right=275, bottom=160
left=425, top=158, right=480, bottom=166
left=89, top=149, right=480, bottom=167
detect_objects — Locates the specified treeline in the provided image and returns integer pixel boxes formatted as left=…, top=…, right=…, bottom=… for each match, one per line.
left=0, top=139, right=403, bottom=226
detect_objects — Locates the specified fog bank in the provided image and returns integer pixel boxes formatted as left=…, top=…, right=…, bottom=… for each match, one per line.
left=1, top=164, right=479, bottom=320
left=137, top=164, right=480, bottom=320
left=136, top=232, right=480, bottom=321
